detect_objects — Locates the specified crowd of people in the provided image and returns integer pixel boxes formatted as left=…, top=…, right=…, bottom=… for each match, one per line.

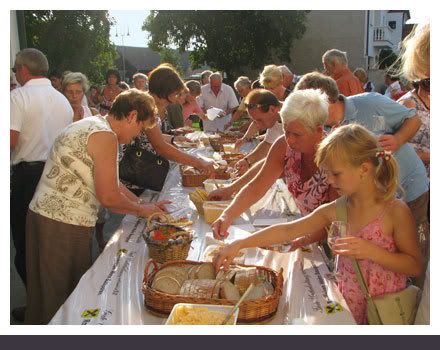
left=10, top=22, right=429, bottom=325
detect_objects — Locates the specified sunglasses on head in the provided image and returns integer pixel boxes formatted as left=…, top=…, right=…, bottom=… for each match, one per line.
left=416, top=78, right=430, bottom=92
left=244, top=102, right=266, bottom=110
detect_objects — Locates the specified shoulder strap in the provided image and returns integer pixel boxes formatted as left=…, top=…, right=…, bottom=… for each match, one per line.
left=338, top=196, right=383, bottom=324
left=336, top=197, right=376, bottom=300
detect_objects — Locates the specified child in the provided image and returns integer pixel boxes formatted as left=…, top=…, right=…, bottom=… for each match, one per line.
left=182, top=80, right=206, bottom=127
left=213, top=124, right=422, bottom=324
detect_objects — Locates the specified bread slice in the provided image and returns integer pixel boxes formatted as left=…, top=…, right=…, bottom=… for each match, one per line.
left=180, top=279, right=219, bottom=299
left=220, top=280, right=240, bottom=301
left=196, top=263, right=215, bottom=279
left=152, top=275, right=182, bottom=295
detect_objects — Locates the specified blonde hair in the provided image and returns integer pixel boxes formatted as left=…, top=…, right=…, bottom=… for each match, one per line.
left=400, top=22, right=430, bottom=81
left=259, top=65, right=283, bottom=89
left=353, top=68, right=367, bottom=84
left=280, top=89, right=328, bottom=132
left=315, top=124, right=399, bottom=201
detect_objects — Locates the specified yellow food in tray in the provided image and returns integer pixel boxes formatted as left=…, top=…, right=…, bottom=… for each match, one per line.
left=167, top=305, right=235, bottom=325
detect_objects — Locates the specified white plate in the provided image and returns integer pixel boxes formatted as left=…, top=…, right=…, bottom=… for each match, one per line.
left=166, top=303, right=239, bottom=325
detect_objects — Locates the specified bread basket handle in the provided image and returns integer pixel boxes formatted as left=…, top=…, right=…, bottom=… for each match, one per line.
left=147, top=212, right=171, bottom=228
left=143, top=258, right=159, bottom=284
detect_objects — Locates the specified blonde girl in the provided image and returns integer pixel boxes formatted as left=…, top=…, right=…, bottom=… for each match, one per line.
left=214, top=124, right=422, bottom=324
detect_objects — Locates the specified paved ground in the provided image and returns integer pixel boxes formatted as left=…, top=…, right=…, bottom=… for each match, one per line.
left=9, top=213, right=124, bottom=325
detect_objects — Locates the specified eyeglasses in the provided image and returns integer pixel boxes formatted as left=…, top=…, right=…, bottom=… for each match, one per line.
left=416, top=78, right=430, bottom=92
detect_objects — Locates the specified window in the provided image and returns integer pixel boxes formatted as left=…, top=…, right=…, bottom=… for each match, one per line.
left=388, top=21, right=396, bottom=30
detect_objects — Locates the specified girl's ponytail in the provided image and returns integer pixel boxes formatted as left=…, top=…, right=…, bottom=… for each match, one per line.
left=374, top=151, right=400, bottom=201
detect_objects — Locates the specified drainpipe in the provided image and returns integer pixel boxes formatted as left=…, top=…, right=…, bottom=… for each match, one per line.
left=16, top=10, right=27, bottom=49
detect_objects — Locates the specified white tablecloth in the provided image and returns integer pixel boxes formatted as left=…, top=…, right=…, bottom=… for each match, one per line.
left=50, top=141, right=355, bottom=325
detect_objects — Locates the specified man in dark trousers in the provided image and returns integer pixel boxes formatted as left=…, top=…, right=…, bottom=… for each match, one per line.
left=10, top=48, right=73, bottom=322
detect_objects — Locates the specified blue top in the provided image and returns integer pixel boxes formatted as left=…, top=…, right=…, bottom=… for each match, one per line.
left=341, top=93, right=429, bottom=202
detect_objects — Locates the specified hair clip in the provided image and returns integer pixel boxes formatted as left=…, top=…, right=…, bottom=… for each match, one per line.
left=376, top=150, right=392, bottom=161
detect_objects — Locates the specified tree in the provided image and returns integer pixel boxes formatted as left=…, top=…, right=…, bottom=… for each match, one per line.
left=378, top=48, right=399, bottom=72
left=24, top=10, right=117, bottom=85
left=159, top=47, right=183, bottom=74
left=143, top=10, right=309, bottom=81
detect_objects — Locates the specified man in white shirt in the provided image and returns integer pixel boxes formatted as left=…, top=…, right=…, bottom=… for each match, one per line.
left=197, top=72, right=239, bottom=132
left=10, top=48, right=73, bottom=321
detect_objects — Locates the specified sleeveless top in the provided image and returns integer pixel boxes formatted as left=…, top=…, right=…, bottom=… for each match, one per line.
left=398, top=91, right=430, bottom=175
left=30, top=116, right=116, bottom=227
left=284, top=147, right=331, bottom=216
left=336, top=201, right=407, bottom=324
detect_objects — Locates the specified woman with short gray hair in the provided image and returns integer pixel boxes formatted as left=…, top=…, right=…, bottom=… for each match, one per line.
left=212, top=89, right=338, bottom=247
left=62, top=72, right=99, bottom=122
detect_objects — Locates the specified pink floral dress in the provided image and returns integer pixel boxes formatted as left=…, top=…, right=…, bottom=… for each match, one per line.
left=284, top=148, right=331, bottom=216
left=336, top=201, right=408, bottom=324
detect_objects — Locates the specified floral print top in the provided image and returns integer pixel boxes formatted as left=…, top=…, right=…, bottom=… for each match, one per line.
left=398, top=91, right=430, bottom=176
left=30, top=116, right=116, bottom=227
left=336, top=201, right=407, bottom=324
left=284, top=147, right=331, bottom=216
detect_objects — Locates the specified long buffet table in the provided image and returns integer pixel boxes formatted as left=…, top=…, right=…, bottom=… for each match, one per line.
left=50, top=136, right=355, bottom=325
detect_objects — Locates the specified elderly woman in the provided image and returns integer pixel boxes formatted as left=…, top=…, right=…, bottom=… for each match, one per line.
left=259, top=64, right=291, bottom=101
left=212, top=89, right=338, bottom=247
left=98, top=69, right=123, bottom=116
left=224, top=76, right=253, bottom=130
left=25, top=89, right=166, bottom=324
left=133, top=72, right=148, bottom=91
left=398, top=22, right=430, bottom=175
left=397, top=22, right=430, bottom=295
left=120, top=64, right=215, bottom=196
left=62, top=72, right=99, bottom=122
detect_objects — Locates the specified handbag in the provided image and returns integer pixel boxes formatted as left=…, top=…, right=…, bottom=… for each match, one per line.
left=335, top=196, right=421, bottom=325
left=119, top=138, right=170, bottom=192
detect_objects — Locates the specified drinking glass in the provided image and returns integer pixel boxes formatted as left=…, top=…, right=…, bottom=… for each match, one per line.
left=327, top=221, right=349, bottom=278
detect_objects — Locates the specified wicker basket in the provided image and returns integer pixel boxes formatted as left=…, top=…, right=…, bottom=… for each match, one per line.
left=180, top=166, right=210, bottom=187
left=209, top=137, right=224, bottom=152
left=143, top=259, right=284, bottom=323
left=144, top=214, right=193, bottom=264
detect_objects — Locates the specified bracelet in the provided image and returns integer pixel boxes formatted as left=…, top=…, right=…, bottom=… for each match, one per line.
left=244, top=157, right=251, bottom=166
left=171, top=136, right=175, bottom=145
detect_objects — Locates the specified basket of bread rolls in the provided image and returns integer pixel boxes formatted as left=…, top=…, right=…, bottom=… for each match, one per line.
left=142, top=259, right=283, bottom=323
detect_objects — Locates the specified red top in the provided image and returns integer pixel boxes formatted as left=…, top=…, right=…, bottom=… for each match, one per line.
left=333, top=68, right=364, bottom=97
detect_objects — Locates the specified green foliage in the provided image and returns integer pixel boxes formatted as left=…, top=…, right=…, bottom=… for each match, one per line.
left=378, top=48, right=399, bottom=71
left=143, top=10, right=309, bottom=81
left=24, top=10, right=117, bottom=85
left=159, top=47, right=183, bottom=74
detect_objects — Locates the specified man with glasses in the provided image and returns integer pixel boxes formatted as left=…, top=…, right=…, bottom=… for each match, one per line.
left=208, top=89, right=284, bottom=200
left=10, top=48, right=73, bottom=322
